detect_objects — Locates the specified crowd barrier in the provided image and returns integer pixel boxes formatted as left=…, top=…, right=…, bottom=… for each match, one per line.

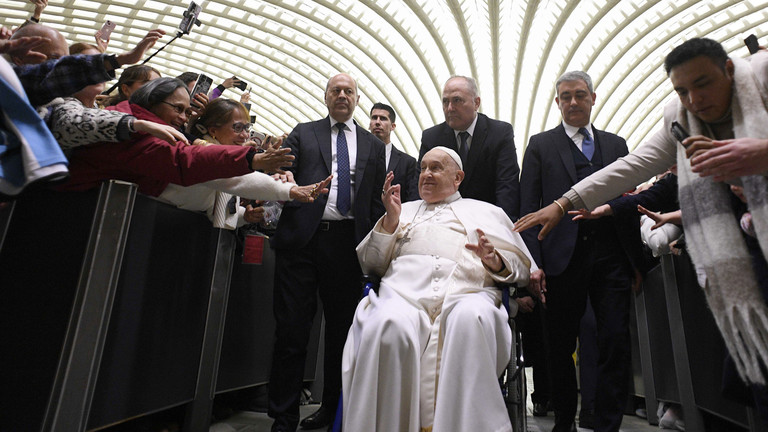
left=1, top=180, right=765, bottom=431
left=0, top=181, right=320, bottom=431
left=634, top=254, right=767, bottom=431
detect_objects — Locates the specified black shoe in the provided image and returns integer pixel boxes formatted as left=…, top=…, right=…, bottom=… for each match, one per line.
left=533, top=402, right=549, bottom=417
left=300, top=406, right=334, bottom=430
left=579, top=409, right=594, bottom=430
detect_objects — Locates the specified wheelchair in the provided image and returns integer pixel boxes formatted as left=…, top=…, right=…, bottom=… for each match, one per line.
left=331, top=277, right=527, bottom=431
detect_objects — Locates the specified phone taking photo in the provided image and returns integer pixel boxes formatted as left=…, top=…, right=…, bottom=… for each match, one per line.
left=670, top=121, right=690, bottom=145
left=100, top=20, right=116, bottom=41
left=745, top=34, right=760, bottom=55
left=233, top=77, right=248, bottom=91
left=190, top=73, right=213, bottom=109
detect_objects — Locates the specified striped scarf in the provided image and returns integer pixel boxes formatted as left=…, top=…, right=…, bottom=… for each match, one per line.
left=676, top=56, right=768, bottom=384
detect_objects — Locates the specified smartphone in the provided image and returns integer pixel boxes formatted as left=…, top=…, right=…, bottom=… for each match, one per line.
left=179, top=2, right=202, bottom=35
left=190, top=73, right=213, bottom=109
left=233, top=77, right=248, bottom=91
left=670, top=121, right=690, bottom=144
left=100, top=20, right=116, bottom=41
left=745, top=34, right=760, bottom=54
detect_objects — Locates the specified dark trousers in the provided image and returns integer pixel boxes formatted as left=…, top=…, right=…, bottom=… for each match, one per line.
left=517, top=300, right=550, bottom=405
left=579, top=297, right=599, bottom=413
left=268, top=220, right=362, bottom=431
left=545, top=237, right=632, bottom=432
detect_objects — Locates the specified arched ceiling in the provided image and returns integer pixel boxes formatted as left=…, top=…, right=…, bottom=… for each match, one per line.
left=2, top=0, right=768, bottom=165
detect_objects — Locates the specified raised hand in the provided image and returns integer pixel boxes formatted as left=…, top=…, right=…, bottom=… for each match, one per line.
left=0, top=36, right=47, bottom=61
left=637, top=205, right=681, bottom=230
left=114, top=29, right=165, bottom=68
left=465, top=228, right=503, bottom=272
left=380, top=171, right=401, bottom=233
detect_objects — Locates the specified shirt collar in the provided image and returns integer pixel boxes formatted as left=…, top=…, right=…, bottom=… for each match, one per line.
left=330, top=116, right=356, bottom=132
left=453, top=113, right=479, bottom=138
left=563, top=121, right=593, bottom=140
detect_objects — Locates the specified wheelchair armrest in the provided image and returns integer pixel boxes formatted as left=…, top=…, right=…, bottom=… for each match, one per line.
left=361, top=274, right=381, bottom=298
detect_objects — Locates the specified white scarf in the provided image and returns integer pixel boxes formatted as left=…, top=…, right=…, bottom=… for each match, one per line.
left=676, top=56, right=768, bottom=384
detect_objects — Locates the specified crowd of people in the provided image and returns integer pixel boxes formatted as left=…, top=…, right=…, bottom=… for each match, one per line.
left=2, top=1, right=768, bottom=432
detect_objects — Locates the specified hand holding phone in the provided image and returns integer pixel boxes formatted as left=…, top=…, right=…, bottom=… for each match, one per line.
left=745, top=34, right=760, bottom=55
left=670, top=121, right=690, bottom=144
left=99, top=20, right=116, bottom=41
left=233, top=77, right=248, bottom=91
left=190, top=73, right=213, bottom=110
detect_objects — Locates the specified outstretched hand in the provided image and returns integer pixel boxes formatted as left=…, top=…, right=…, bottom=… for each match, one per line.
left=133, top=119, right=189, bottom=145
left=251, top=136, right=294, bottom=173
left=465, top=228, right=503, bottom=272
left=0, top=36, right=48, bottom=61
left=638, top=205, right=681, bottom=230
left=569, top=203, right=612, bottom=221
left=289, top=175, right=332, bottom=203
left=514, top=200, right=568, bottom=240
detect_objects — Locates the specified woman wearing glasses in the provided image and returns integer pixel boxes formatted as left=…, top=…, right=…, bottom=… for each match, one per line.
left=60, top=77, right=330, bottom=224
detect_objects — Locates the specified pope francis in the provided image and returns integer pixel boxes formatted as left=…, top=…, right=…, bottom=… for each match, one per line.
left=341, top=146, right=538, bottom=432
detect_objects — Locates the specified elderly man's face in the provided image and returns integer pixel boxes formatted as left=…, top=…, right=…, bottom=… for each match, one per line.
left=325, top=74, right=359, bottom=123
left=669, top=55, right=734, bottom=124
left=556, top=79, right=595, bottom=128
left=418, top=149, right=464, bottom=203
left=441, top=78, right=480, bottom=131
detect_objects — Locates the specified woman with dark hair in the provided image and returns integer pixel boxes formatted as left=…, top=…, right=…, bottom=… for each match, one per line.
left=189, top=98, right=286, bottom=227
left=60, top=77, right=330, bottom=222
left=104, top=64, right=161, bottom=107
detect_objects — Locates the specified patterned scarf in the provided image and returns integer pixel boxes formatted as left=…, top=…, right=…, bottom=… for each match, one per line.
left=676, top=56, right=768, bottom=384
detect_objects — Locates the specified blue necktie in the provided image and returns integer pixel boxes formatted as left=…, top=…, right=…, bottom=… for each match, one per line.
left=579, top=127, right=594, bottom=160
left=458, top=131, right=470, bottom=165
left=335, top=123, right=351, bottom=216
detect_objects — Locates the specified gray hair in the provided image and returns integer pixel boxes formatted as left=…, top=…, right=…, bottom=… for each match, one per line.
left=129, top=77, right=189, bottom=109
left=446, top=75, right=479, bottom=98
left=556, top=71, right=594, bottom=93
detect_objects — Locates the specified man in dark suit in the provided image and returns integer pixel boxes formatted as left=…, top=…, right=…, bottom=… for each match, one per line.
left=418, top=76, right=519, bottom=220
left=519, top=71, right=644, bottom=432
left=369, top=102, right=419, bottom=202
left=268, top=73, right=386, bottom=432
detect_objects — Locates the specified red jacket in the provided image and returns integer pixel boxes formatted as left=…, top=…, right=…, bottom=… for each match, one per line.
left=59, top=101, right=252, bottom=196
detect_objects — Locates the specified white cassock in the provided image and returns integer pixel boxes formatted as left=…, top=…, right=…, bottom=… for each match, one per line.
left=341, top=192, right=537, bottom=432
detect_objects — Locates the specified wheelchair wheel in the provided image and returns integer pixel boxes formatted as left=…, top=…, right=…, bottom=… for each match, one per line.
left=503, top=326, right=527, bottom=432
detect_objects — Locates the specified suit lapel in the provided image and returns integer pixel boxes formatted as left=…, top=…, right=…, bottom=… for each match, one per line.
left=354, top=120, right=370, bottom=196
left=388, top=146, right=400, bottom=172
left=315, top=117, right=333, bottom=175
left=555, top=124, right=579, bottom=184
left=595, top=129, right=616, bottom=163
left=464, top=113, right=487, bottom=183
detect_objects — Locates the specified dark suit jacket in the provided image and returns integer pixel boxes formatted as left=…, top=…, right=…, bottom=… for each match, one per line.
left=519, top=124, right=646, bottom=277
left=272, top=117, right=386, bottom=249
left=419, top=113, right=520, bottom=220
left=388, top=145, right=419, bottom=202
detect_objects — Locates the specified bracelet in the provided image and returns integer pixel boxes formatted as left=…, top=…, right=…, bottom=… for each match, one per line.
left=29, top=16, right=40, bottom=23
left=127, top=117, right=136, bottom=133
left=553, top=199, right=566, bottom=216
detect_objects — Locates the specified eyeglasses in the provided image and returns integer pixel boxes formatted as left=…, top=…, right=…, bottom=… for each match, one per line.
left=232, top=122, right=252, bottom=134
left=160, top=101, right=193, bottom=117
